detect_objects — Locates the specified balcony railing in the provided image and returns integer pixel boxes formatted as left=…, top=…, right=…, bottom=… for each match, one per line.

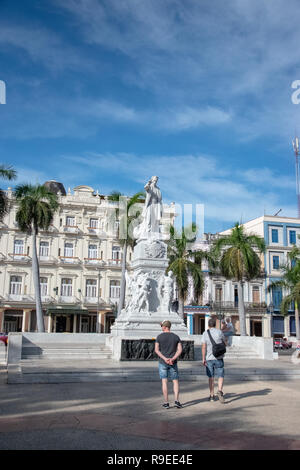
left=58, top=296, right=81, bottom=304
left=211, top=301, right=267, bottom=312
left=38, top=255, right=57, bottom=264
left=41, top=295, right=57, bottom=303
left=6, top=294, right=34, bottom=303
left=63, top=225, right=80, bottom=234
left=84, top=258, right=104, bottom=266
left=83, top=296, right=105, bottom=305
left=58, top=256, right=81, bottom=265
left=8, top=253, right=31, bottom=263
left=107, top=259, right=122, bottom=266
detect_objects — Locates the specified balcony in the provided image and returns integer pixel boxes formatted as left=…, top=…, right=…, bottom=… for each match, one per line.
left=41, top=295, right=57, bottom=304
left=211, top=301, right=267, bottom=313
left=84, top=258, right=105, bottom=267
left=58, top=256, right=81, bottom=265
left=107, top=259, right=122, bottom=267
left=58, top=296, right=81, bottom=304
left=63, top=225, right=80, bottom=234
left=38, top=255, right=57, bottom=265
left=7, top=253, right=31, bottom=264
left=83, top=296, right=105, bottom=306
left=5, top=294, right=34, bottom=303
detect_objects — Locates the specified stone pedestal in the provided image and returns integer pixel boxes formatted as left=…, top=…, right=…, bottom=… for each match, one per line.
left=110, top=238, right=190, bottom=359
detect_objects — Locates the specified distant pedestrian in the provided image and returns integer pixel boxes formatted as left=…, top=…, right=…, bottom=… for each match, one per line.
left=202, top=317, right=226, bottom=403
left=155, top=320, right=183, bottom=409
left=221, top=317, right=235, bottom=346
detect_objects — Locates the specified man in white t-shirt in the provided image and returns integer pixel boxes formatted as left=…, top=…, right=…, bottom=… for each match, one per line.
left=201, top=317, right=226, bottom=403
left=221, top=317, right=235, bottom=346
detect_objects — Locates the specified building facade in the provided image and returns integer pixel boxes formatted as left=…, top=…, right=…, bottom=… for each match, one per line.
left=185, top=215, right=300, bottom=339
left=185, top=233, right=268, bottom=337
left=240, top=215, right=300, bottom=339
left=0, top=183, right=175, bottom=334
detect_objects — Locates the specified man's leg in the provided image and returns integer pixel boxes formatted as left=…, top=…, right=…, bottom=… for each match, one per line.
left=173, top=379, right=179, bottom=401
left=162, top=378, right=168, bottom=403
left=218, top=377, right=224, bottom=392
left=216, top=361, right=225, bottom=403
left=209, top=377, right=214, bottom=396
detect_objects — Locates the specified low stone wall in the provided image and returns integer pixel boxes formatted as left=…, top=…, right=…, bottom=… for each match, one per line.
left=188, top=334, right=274, bottom=360
left=120, top=339, right=194, bottom=361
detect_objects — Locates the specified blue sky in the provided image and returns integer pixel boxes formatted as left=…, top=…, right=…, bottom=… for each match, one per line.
left=1, top=0, right=300, bottom=232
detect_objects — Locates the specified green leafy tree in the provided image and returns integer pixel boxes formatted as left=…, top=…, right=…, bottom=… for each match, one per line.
left=15, top=184, right=59, bottom=332
left=108, top=190, right=145, bottom=317
left=167, top=224, right=216, bottom=319
left=213, top=223, right=266, bottom=336
left=0, top=165, right=17, bottom=221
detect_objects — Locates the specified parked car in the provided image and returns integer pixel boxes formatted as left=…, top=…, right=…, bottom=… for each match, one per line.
left=0, top=333, right=8, bottom=346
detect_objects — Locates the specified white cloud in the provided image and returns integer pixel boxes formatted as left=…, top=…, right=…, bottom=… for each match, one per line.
left=54, top=0, right=300, bottom=141
left=63, top=151, right=296, bottom=230
left=0, top=23, right=91, bottom=72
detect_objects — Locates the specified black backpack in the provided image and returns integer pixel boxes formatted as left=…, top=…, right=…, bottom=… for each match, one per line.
left=207, top=329, right=226, bottom=358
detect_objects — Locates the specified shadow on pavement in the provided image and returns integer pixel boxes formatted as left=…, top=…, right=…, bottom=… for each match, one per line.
left=224, top=387, right=272, bottom=404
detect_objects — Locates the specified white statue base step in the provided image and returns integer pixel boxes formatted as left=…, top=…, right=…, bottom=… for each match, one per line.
left=110, top=313, right=188, bottom=337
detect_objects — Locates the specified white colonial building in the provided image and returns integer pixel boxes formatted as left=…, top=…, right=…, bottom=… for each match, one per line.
left=185, top=215, right=300, bottom=340
left=0, top=182, right=175, bottom=334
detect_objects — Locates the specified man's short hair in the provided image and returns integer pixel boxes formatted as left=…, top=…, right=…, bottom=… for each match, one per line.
left=161, top=320, right=171, bottom=328
left=208, top=317, right=216, bottom=328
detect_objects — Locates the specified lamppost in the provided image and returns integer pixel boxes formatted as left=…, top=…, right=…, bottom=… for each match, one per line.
left=268, top=301, right=274, bottom=338
left=97, top=269, right=102, bottom=333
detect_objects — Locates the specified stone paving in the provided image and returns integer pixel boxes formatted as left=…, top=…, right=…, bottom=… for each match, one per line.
left=0, top=355, right=300, bottom=450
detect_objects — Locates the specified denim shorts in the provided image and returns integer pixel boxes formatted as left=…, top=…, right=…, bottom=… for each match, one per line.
left=206, top=359, right=225, bottom=378
left=159, top=362, right=179, bottom=380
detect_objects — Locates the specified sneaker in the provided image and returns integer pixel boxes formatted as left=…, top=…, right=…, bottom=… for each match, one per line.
left=218, top=390, right=225, bottom=403
left=162, top=403, right=170, bottom=409
left=174, top=401, right=183, bottom=408
left=208, top=395, right=215, bottom=402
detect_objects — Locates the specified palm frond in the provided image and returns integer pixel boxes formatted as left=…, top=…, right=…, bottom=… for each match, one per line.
left=0, top=165, right=17, bottom=181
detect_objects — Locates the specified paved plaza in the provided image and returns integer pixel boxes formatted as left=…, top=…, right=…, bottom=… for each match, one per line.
left=0, top=354, right=300, bottom=450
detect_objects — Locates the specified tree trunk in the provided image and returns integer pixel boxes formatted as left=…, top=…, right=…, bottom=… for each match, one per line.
left=117, top=241, right=127, bottom=318
left=295, top=301, right=300, bottom=340
left=238, top=281, right=247, bottom=336
left=32, top=229, right=45, bottom=332
left=178, top=297, right=185, bottom=320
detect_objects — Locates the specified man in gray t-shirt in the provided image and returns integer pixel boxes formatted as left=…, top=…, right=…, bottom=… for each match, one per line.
left=155, top=320, right=183, bottom=409
left=201, top=317, right=226, bottom=403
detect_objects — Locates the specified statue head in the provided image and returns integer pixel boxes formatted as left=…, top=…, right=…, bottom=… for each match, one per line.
left=168, top=270, right=173, bottom=277
left=151, top=176, right=158, bottom=185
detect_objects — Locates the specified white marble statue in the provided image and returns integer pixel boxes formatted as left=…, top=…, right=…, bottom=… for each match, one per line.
left=124, top=272, right=152, bottom=314
left=159, top=271, right=174, bottom=313
left=134, top=176, right=163, bottom=240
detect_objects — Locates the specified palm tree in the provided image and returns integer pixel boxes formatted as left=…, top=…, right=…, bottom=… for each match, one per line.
left=268, top=249, right=300, bottom=340
left=166, top=223, right=216, bottom=319
left=15, top=184, right=59, bottom=332
left=108, top=190, right=145, bottom=317
left=0, top=165, right=17, bottom=221
left=213, top=223, right=266, bottom=336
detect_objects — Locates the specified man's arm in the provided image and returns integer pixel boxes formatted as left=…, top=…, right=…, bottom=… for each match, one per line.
left=202, top=343, right=207, bottom=366
left=155, top=342, right=170, bottom=364
left=169, top=342, right=183, bottom=364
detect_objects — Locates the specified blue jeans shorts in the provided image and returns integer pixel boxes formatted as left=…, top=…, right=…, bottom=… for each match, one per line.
left=224, top=331, right=233, bottom=337
left=159, top=362, right=179, bottom=380
left=206, top=359, right=225, bottom=378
